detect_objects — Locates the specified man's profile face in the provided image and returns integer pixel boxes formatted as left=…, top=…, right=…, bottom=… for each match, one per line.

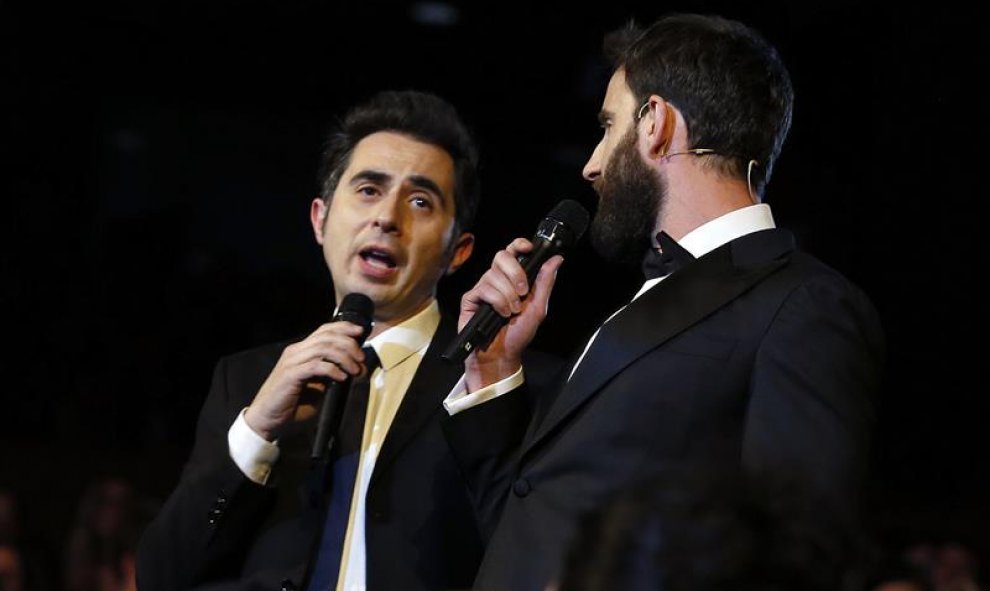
left=585, top=69, right=665, bottom=265
left=311, top=131, right=473, bottom=327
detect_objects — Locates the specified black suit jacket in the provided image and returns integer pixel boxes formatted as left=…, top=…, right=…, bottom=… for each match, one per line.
left=445, top=228, right=886, bottom=591
left=136, top=313, right=484, bottom=591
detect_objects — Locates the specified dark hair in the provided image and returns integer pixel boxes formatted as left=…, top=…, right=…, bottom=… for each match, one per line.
left=317, top=90, right=481, bottom=233
left=603, top=14, right=794, bottom=196
left=556, top=466, right=865, bottom=591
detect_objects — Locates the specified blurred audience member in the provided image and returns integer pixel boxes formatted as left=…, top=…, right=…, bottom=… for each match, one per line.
left=0, top=543, right=25, bottom=591
left=931, top=543, right=981, bottom=591
left=92, top=497, right=156, bottom=591
left=0, top=488, right=49, bottom=591
left=551, top=465, right=866, bottom=591
left=0, top=490, right=18, bottom=545
left=63, top=477, right=138, bottom=591
left=866, top=556, right=934, bottom=591
left=867, top=540, right=984, bottom=591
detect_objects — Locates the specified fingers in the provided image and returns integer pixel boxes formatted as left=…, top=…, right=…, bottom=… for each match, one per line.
left=504, top=237, right=535, bottom=258
left=527, top=254, right=563, bottom=317
left=285, top=321, right=370, bottom=379
left=307, top=358, right=352, bottom=386
left=460, top=241, right=564, bottom=389
left=245, top=320, right=372, bottom=439
left=461, top=239, right=535, bottom=319
left=493, top=249, right=531, bottom=297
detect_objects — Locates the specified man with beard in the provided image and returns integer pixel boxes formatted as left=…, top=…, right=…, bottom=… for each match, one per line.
left=441, top=13, right=885, bottom=591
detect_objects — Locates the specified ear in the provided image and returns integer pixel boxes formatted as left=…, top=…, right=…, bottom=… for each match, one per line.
left=310, top=197, right=328, bottom=244
left=642, top=96, right=677, bottom=160
left=444, top=232, right=475, bottom=276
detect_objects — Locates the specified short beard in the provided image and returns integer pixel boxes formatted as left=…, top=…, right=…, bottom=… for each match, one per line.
left=589, top=128, right=666, bottom=266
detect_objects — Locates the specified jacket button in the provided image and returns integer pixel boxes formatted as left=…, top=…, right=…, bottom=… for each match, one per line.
left=207, top=495, right=226, bottom=525
left=207, top=508, right=222, bottom=525
left=280, top=578, right=297, bottom=591
left=512, top=477, right=532, bottom=497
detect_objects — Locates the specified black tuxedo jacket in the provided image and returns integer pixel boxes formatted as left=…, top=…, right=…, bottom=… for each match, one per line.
left=136, top=313, right=484, bottom=591
left=445, top=228, right=886, bottom=591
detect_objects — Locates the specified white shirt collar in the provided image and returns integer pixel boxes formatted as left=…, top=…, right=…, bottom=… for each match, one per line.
left=633, top=204, right=776, bottom=300
left=678, top=203, right=776, bottom=259
left=365, top=300, right=439, bottom=370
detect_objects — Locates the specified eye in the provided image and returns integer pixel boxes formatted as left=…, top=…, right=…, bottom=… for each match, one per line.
left=410, top=195, right=434, bottom=210
left=357, top=185, right=380, bottom=198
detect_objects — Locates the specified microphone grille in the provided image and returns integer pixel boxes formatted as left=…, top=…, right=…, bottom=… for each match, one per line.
left=336, top=293, right=375, bottom=335
left=547, top=199, right=591, bottom=239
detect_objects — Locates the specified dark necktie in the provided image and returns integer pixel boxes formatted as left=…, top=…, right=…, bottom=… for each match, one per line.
left=306, top=345, right=381, bottom=591
left=641, top=231, right=696, bottom=279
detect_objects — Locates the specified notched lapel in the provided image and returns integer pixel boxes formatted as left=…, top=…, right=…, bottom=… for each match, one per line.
left=526, top=229, right=794, bottom=452
left=368, top=315, right=462, bottom=486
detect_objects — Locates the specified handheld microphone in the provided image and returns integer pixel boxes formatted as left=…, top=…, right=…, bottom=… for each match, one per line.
left=441, top=199, right=590, bottom=364
left=311, top=292, right=374, bottom=461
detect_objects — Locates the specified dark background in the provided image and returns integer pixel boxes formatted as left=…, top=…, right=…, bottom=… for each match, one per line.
left=2, top=0, right=984, bottom=585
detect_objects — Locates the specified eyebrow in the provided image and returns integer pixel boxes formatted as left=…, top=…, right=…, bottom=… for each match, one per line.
left=349, top=169, right=391, bottom=187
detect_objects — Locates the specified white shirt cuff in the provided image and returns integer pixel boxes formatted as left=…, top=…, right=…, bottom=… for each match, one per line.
left=228, top=408, right=280, bottom=485
left=443, top=367, right=525, bottom=416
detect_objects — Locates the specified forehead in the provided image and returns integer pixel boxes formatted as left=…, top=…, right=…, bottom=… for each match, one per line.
left=603, top=68, right=638, bottom=120
left=343, top=131, right=456, bottom=198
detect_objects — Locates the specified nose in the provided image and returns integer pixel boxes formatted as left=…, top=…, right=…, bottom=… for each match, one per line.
left=583, top=142, right=603, bottom=182
left=372, top=190, right=402, bottom=233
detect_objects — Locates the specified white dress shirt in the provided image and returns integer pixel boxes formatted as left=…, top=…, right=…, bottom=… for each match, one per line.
left=229, top=301, right=441, bottom=591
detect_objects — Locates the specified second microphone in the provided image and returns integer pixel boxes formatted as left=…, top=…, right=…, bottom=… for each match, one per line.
left=442, top=199, right=590, bottom=365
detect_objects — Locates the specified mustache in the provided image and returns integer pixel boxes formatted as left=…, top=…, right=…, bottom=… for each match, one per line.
left=591, top=177, right=606, bottom=195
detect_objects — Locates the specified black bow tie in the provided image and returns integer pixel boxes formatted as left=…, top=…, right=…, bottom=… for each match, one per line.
left=641, top=231, right=696, bottom=279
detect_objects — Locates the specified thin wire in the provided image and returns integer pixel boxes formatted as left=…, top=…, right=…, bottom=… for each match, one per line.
left=746, top=159, right=759, bottom=202
left=661, top=150, right=760, bottom=203
left=637, top=101, right=761, bottom=202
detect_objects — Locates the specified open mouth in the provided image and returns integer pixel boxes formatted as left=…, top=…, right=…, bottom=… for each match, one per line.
left=359, top=248, right=398, bottom=270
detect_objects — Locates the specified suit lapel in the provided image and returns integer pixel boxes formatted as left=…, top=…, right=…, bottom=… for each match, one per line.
left=369, top=314, right=461, bottom=486
left=525, top=228, right=795, bottom=453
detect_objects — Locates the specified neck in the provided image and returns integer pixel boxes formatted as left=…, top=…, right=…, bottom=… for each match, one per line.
left=366, top=297, right=435, bottom=338
left=657, top=167, right=757, bottom=241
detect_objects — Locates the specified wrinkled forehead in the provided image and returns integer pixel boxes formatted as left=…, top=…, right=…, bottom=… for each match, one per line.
left=343, top=131, right=456, bottom=203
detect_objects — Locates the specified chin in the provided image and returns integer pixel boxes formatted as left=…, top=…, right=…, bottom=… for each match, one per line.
left=343, top=286, right=387, bottom=305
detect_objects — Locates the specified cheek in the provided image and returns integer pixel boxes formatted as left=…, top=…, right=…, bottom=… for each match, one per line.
left=599, top=141, right=617, bottom=169
left=321, top=223, right=352, bottom=268
left=607, top=132, right=626, bottom=158
left=409, top=228, right=454, bottom=271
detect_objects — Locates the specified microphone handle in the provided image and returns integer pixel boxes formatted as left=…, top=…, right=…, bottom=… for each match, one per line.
left=441, top=239, right=556, bottom=364
left=310, top=297, right=372, bottom=461
left=311, top=375, right=352, bottom=461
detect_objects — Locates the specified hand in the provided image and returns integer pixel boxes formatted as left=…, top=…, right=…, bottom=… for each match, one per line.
left=459, top=238, right=563, bottom=390
left=244, top=321, right=372, bottom=441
